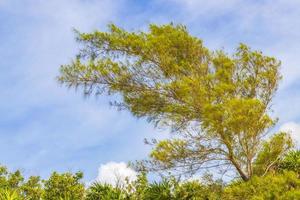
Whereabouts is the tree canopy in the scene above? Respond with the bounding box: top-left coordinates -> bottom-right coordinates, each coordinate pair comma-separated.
58,23 -> 293,181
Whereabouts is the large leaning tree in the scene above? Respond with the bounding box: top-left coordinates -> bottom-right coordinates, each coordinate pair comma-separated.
58,24 -> 293,181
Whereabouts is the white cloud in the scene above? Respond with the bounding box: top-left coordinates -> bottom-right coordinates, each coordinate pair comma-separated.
95,162 -> 137,187
279,122 -> 300,146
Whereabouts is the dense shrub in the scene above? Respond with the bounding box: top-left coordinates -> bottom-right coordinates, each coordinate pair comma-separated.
124,173 -> 224,200
86,183 -> 124,200
223,171 -> 300,200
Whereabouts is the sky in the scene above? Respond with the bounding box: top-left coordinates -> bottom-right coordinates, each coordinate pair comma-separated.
0,0 -> 300,182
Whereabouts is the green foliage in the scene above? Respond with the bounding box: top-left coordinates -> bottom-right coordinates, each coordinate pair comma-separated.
0,165 -> 43,200
0,164 -> 299,199
174,180 -> 206,200
0,165 -> 86,200
124,173 -> 223,200
20,176 -> 43,200
125,172 -> 148,200
0,166 -> 23,190
0,189 -> 22,200
279,150 -> 300,174
253,132 -> 293,176
143,179 -> 174,200
85,183 -> 124,200
58,23 -> 286,181
43,172 -> 85,200
223,171 -> 300,200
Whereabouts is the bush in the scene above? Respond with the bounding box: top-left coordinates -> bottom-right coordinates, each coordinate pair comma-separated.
224,171 -> 300,200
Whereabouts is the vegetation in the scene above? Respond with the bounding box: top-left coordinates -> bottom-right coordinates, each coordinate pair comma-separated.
43,172 -> 85,200
59,23 -> 292,181
223,171 -> 300,200
0,151 -> 300,199
279,150 -> 300,175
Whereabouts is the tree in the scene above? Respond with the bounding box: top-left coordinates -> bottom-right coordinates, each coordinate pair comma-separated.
0,166 -> 24,190
0,165 -> 43,200
58,23 -> 292,181
21,176 -> 43,200
43,171 -> 85,200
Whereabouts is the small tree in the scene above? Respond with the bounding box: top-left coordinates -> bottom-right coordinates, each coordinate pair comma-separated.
21,176 -> 43,200
43,171 -> 85,200
58,24 -> 292,181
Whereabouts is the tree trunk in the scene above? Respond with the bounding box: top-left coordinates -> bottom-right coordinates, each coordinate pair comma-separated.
229,156 -> 249,181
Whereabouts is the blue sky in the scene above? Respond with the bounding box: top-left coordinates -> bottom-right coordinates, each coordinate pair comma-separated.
1,0 -> 300,181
